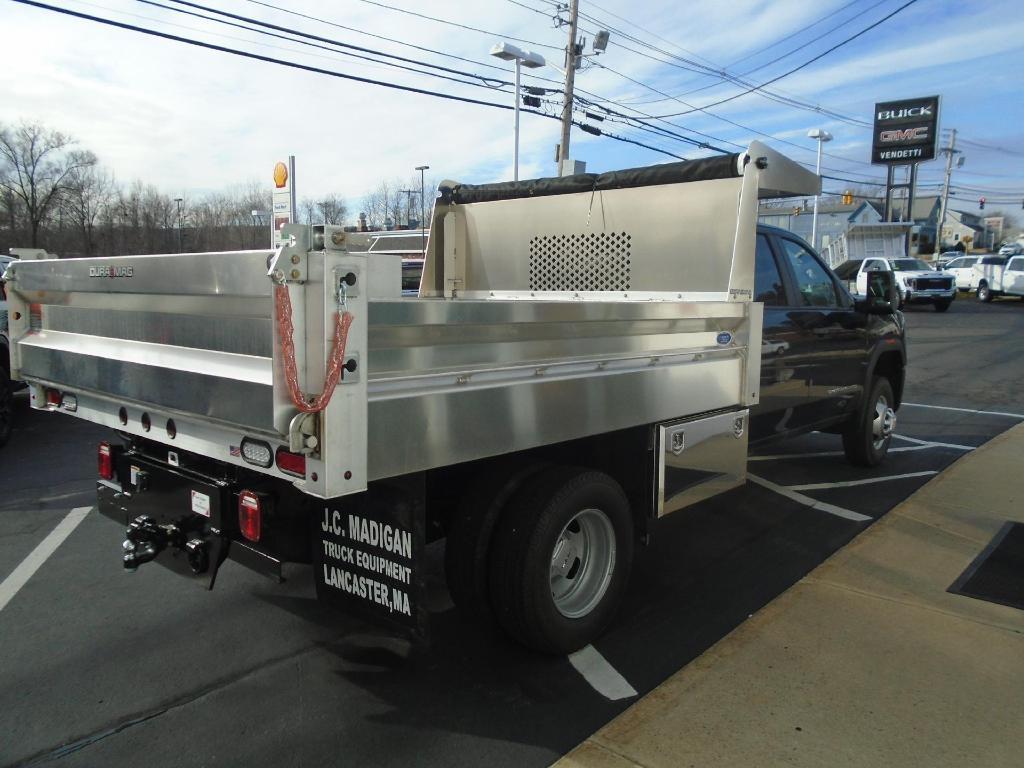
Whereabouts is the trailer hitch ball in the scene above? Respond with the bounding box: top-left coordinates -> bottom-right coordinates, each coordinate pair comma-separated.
122,540 -> 159,571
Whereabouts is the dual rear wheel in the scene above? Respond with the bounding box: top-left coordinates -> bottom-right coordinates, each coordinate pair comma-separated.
445,465 -> 634,655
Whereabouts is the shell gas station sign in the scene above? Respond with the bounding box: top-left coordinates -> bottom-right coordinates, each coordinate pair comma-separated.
272,157 -> 296,247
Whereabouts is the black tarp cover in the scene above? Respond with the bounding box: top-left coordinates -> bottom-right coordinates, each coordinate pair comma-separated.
440,153 -> 743,205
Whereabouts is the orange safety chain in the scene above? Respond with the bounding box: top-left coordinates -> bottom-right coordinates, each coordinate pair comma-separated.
274,283 -> 354,414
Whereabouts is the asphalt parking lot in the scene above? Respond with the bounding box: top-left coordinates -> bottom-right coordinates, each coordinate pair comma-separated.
2,295 -> 1023,768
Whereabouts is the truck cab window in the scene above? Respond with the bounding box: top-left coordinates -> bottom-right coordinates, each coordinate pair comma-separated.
754,234 -> 784,306
1007,258 -> 1024,272
779,239 -> 838,307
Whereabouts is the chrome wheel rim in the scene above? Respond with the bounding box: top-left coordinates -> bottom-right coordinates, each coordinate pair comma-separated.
550,508 -> 616,619
872,394 -> 896,450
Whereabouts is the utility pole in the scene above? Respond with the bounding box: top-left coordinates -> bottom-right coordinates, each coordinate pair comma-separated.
558,0 -> 580,173
936,129 -> 959,256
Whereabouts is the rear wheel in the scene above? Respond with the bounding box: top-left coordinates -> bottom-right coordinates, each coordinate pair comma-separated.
842,377 -> 896,467
444,460 -> 548,623
977,283 -> 993,302
488,467 -> 634,654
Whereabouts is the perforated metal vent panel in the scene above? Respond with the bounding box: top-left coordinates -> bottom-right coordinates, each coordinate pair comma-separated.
529,232 -> 631,291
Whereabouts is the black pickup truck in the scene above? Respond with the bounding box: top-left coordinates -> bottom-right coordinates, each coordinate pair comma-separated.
750,224 -> 905,466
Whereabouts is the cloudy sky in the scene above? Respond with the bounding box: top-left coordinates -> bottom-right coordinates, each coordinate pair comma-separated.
2,0 -> 1023,216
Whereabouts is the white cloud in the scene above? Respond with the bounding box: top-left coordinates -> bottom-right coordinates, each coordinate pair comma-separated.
1,0 -> 1022,207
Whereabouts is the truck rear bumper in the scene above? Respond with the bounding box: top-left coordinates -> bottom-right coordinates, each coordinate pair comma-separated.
97,456 -> 283,583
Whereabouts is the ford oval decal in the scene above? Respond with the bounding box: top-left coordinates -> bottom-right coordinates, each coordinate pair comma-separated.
716,331 -> 733,346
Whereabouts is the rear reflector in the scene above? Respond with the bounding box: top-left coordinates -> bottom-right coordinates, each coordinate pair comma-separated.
275,447 -> 306,477
98,442 -> 113,481
45,388 -> 61,407
238,491 -> 262,543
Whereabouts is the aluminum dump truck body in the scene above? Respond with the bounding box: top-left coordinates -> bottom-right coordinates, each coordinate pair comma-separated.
4,142 -> 820,651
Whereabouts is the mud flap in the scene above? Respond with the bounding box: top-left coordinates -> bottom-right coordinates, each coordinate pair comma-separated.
313,476 -> 428,644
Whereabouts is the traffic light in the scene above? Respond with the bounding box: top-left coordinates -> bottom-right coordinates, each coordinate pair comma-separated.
979,196 -> 986,210
842,190 -> 853,205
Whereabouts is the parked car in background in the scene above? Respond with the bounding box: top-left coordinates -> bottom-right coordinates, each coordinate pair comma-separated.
942,255 -> 981,291
975,255 -> 1024,302
934,251 -> 962,270
998,244 -> 1021,257
833,256 -> 956,311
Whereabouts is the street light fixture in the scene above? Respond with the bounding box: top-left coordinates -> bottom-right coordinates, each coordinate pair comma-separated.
806,129 -> 833,251
490,42 -> 545,181
415,164 -> 429,258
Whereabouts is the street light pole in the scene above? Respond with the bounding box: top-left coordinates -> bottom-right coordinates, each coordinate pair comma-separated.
415,164 -> 429,257
490,43 -> 545,180
806,129 -> 832,251
174,197 -> 183,253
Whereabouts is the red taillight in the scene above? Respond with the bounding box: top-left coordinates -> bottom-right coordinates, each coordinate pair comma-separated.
238,491 -> 262,542
45,388 -> 61,407
275,448 -> 306,477
98,442 -> 113,480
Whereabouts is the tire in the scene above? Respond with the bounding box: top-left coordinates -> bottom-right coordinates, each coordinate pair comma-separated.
0,361 -> 12,450
842,377 -> 896,467
444,460 -> 549,623
977,283 -> 992,302
934,298 -> 952,312
488,466 -> 634,655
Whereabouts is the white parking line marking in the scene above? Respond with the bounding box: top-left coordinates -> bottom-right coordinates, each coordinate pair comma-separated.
786,471 -> 937,491
748,474 -> 871,522
0,507 -> 91,615
749,444 -> 943,462
892,434 -> 975,451
568,645 -> 637,701
902,402 -> 1024,419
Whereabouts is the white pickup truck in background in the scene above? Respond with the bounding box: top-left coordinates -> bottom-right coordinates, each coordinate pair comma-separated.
833,256 -> 956,312
975,254 -> 1024,302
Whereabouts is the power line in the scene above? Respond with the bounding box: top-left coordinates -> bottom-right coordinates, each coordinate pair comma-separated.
13,0 -> 526,109
159,0 -> 511,87
350,0 -> 563,52
727,0 -> 863,67
241,0 -> 562,85
737,0 -> 891,77
574,5 -> 873,127
646,0 -> 920,117
11,0 -> 684,166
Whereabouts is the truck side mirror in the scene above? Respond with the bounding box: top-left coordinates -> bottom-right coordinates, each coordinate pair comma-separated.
857,270 -> 898,314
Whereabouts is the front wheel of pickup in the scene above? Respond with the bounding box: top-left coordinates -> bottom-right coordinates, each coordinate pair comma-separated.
842,377 -> 896,467
488,467 -> 634,655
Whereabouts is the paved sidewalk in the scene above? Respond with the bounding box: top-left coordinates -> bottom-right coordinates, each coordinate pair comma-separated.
557,422 -> 1024,768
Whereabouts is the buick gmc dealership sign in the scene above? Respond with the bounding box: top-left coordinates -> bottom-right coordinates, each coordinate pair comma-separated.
871,95 -> 940,164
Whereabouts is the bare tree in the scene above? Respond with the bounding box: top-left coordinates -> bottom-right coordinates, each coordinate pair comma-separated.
318,195 -> 347,225
0,122 -> 97,246
64,164 -> 114,256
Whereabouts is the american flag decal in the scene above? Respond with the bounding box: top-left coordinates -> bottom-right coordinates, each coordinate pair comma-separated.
229,445 -> 241,457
